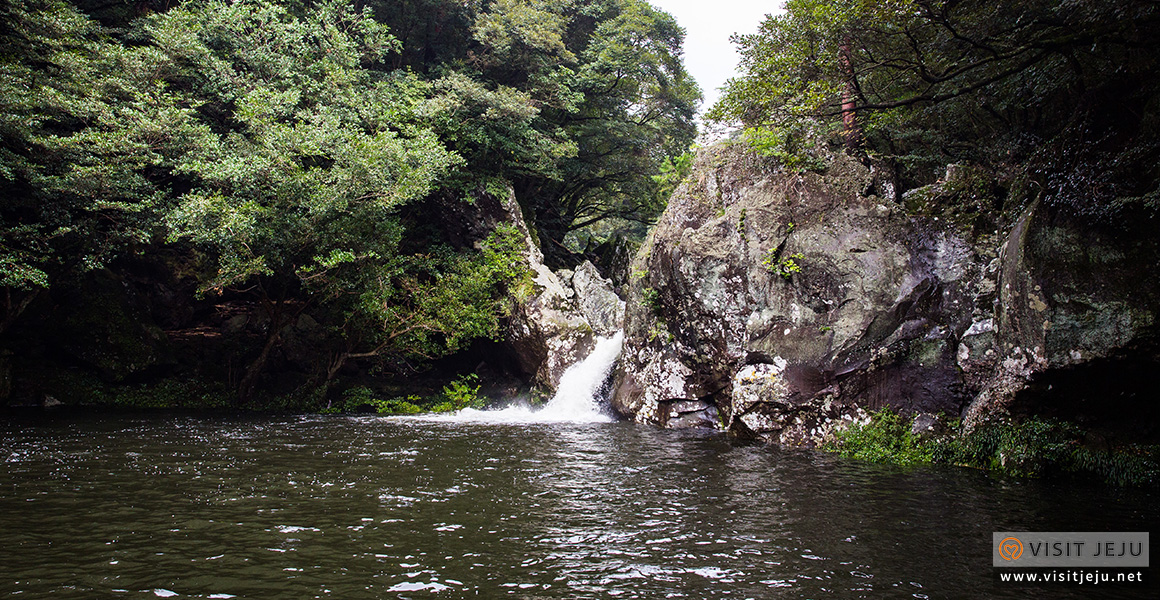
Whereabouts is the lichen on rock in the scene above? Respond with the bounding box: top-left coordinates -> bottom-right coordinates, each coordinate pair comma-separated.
612,142 -> 1160,447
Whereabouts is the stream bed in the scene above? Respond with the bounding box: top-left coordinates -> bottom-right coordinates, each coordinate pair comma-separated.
1,412 -> 1156,599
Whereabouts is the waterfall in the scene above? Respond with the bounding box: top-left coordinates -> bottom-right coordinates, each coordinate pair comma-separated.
439,331 -> 624,424
536,330 -> 625,421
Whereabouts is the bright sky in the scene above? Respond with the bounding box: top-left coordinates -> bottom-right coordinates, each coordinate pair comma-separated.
648,0 -> 786,113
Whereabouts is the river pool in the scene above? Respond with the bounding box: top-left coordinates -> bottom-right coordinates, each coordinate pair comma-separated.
1,411 -> 1155,599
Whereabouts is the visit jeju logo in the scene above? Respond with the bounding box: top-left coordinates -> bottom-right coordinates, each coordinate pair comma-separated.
999,537 -> 1024,561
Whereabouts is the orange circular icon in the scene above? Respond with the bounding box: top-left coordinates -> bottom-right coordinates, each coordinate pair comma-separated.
999,537 -> 1023,561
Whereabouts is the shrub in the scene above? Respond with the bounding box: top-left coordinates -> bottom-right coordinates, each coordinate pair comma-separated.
825,408 -> 1160,487
823,408 -> 933,466
438,374 -> 486,411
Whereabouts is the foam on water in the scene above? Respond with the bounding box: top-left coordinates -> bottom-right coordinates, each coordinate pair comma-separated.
437,331 -> 624,424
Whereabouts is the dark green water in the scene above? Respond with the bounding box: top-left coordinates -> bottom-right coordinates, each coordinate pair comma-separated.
1,413 -> 1155,599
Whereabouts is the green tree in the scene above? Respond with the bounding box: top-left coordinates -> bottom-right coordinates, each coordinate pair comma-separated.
309,224 -> 530,383
0,0 -> 199,334
136,0 -> 469,398
711,0 -> 1160,209
2,0 -> 699,404
395,0 -> 700,266
365,0 -> 476,72
1,0 -> 524,398
536,0 -> 699,259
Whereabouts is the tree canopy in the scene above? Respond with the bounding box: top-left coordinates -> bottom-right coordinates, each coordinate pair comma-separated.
710,0 -> 1160,214
1,0 -> 698,401
369,0 -> 701,265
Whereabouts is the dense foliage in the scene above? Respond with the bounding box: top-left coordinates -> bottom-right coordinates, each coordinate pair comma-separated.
711,0 -> 1160,215
369,0 -> 701,263
826,409 -> 1160,487
1,0 -> 697,403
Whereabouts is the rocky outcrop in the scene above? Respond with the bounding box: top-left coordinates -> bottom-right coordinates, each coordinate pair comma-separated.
613,143 -> 1159,444
965,197 -> 1160,426
498,192 -> 627,391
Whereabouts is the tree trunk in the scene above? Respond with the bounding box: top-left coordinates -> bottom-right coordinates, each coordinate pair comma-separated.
839,41 -> 865,158
325,351 -> 350,384
1,288 -> 40,337
236,296 -> 286,404
237,325 -> 281,404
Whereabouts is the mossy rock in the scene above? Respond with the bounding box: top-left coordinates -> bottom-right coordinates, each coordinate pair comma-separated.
900,164 -> 1015,236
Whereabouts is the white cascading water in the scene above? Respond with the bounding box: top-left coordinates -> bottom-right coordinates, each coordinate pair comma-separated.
439,331 -> 624,424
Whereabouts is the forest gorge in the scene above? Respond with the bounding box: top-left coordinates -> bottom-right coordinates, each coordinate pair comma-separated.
3,0 -> 1160,484
1,0 -> 698,407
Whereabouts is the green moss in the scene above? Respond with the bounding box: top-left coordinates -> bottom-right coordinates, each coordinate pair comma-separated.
824,408 -> 1160,487
903,185 -> 939,214
900,165 -> 1016,236
909,339 -> 946,367
823,408 -> 933,466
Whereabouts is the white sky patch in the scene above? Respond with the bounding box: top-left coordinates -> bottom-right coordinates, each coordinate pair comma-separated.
648,1 -> 786,113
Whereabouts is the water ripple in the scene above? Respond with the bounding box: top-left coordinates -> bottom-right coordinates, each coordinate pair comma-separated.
0,414 -> 1156,599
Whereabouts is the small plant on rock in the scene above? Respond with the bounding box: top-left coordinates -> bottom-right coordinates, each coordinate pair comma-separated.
762,249 -> 804,279
647,319 -> 674,343
640,287 -> 662,314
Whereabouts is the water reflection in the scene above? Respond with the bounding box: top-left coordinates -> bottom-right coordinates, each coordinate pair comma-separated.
0,414 -> 1155,599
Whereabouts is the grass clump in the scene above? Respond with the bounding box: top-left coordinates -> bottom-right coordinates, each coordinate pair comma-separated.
825,408 -> 1160,487
823,408 -> 933,466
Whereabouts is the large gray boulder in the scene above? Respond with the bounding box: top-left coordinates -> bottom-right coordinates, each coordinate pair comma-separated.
613,143 -> 1158,444
964,198 -> 1160,423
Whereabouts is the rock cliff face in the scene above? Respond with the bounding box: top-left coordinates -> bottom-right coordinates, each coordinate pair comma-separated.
612,144 -> 1159,444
